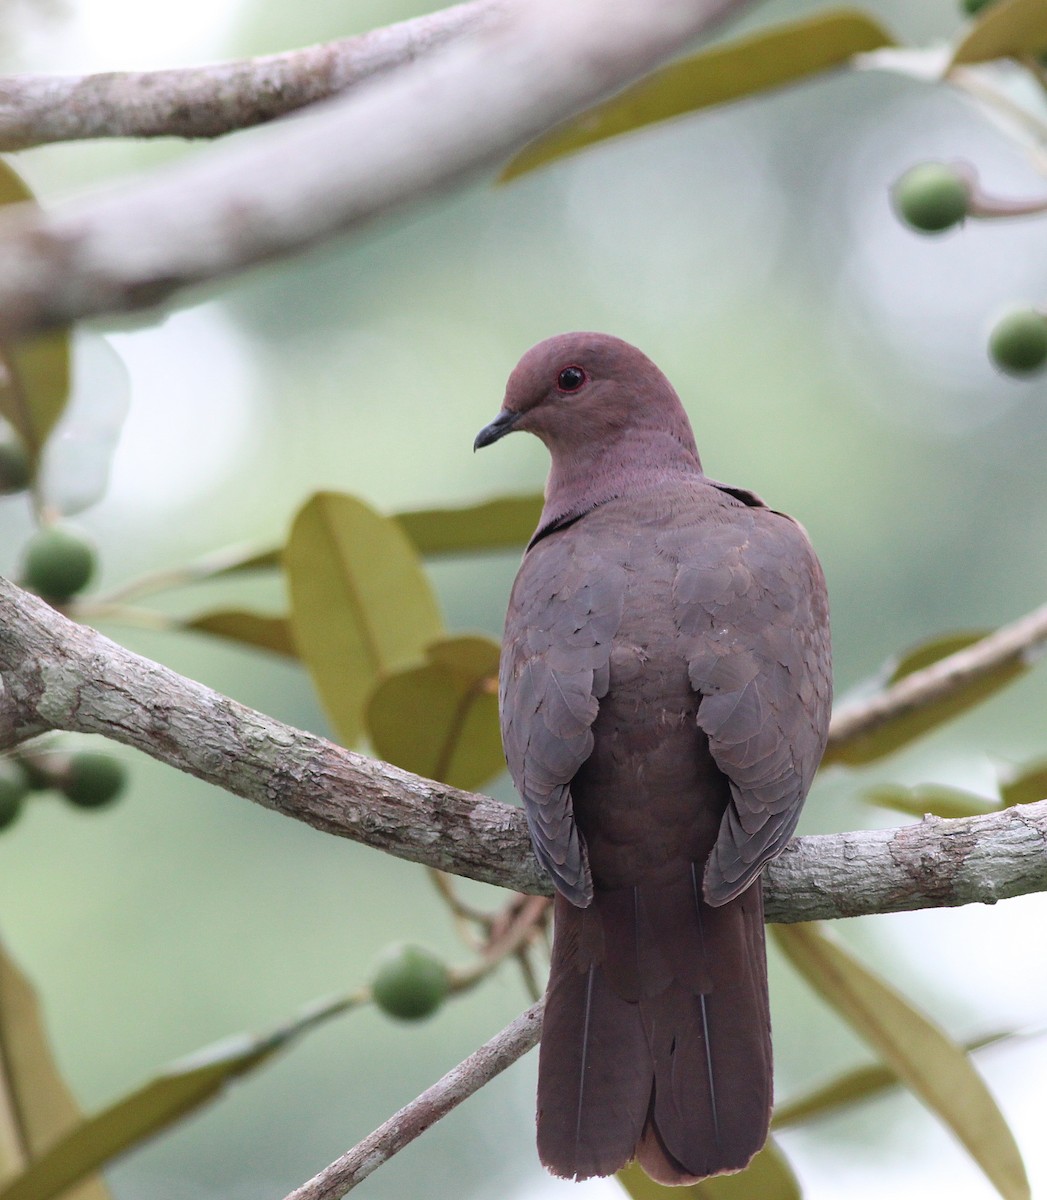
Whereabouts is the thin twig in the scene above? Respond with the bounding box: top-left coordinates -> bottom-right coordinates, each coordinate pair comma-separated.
281,1001 -> 543,1200
827,601 -> 1047,753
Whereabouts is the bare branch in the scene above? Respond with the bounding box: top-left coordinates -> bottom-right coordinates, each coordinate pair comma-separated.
0,1 -> 498,149
0,0 -> 752,336
827,601 -> 1047,752
282,1001 -> 543,1200
2,576 -> 1046,922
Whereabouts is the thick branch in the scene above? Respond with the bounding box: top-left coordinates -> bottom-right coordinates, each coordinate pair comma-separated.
283,1001 -> 543,1200
1,576 -> 1045,922
0,0 -> 751,336
0,2 -> 497,149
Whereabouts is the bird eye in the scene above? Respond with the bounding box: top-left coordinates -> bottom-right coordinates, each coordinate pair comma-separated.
557,366 -> 587,392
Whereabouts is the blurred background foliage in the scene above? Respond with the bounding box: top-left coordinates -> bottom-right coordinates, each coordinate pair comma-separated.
1,0 -> 1047,1198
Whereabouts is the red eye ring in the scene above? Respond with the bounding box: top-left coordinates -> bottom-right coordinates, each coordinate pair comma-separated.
557,365 -> 587,392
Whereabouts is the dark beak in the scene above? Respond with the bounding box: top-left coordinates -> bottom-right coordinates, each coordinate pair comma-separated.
473,409 -> 520,451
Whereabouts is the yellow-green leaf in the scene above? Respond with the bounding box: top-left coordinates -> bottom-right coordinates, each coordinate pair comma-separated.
0,943 -> 109,1200
0,993 -> 356,1200
863,783 -> 1001,820
394,495 -> 543,556
952,0 -> 1047,64
773,1031 -> 1012,1129
824,629 -> 1028,766
0,161 -> 70,464
774,923 -> 1029,1200
999,758 -> 1047,808
616,1138 -> 798,1199
184,609 -> 297,657
887,631 -> 987,682
285,492 -> 444,744
366,635 -> 503,791
502,9 -> 896,181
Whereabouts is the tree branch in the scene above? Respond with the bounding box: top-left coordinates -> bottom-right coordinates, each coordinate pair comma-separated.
2,576 -> 1046,922
827,600 -> 1047,753
282,1000 -> 543,1200
0,0 -> 752,337
0,1 -> 498,150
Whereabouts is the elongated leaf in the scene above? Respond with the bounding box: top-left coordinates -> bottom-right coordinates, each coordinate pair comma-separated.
0,944 -> 109,1200
774,923 -> 1029,1200
502,10 -> 896,181
0,993 -> 356,1200
285,492 -> 444,744
888,631 -> 987,682
0,162 -> 70,464
184,609 -> 297,657
952,0 -> 1047,64
864,783 -> 1001,820
773,1031 -> 1011,1129
616,1138 -> 798,1198
999,758 -> 1047,807
210,494 -> 544,583
824,629 -> 1028,766
394,495 -> 543,556
366,636 -> 503,791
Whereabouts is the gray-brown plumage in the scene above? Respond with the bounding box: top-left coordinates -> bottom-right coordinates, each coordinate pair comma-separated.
474,333 -> 831,1184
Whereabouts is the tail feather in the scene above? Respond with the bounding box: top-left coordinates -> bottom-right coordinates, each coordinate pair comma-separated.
537,897 -> 651,1179
538,875 -> 771,1184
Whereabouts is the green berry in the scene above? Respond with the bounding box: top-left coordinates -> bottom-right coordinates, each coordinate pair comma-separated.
59,753 -> 127,808
893,163 -> 970,233
0,760 -> 29,830
989,309 -> 1047,376
0,439 -> 30,494
22,527 -> 96,601
962,0 -> 996,13
371,943 -> 450,1021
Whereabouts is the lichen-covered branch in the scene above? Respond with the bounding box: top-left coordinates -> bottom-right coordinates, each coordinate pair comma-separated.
0,1 -> 498,149
0,0 -> 751,337
282,1001 -> 543,1200
1,576 -> 1046,923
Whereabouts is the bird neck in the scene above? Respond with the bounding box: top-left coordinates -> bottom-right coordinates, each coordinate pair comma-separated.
539,427 -> 702,530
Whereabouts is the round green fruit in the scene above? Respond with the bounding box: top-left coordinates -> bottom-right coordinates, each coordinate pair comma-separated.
0,439 -> 30,494
60,753 -> 127,808
0,760 -> 29,830
22,527 -> 96,601
371,944 -> 450,1021
893,163 -> 970,233
989,309 -> 1047,376
962,0 -> 996,13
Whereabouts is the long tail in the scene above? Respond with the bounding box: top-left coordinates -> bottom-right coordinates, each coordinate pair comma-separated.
537,872 -> 771,1183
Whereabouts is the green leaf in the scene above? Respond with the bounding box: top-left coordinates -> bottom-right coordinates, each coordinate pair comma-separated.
616,1138 -> 798,1198
998,758 -> 1047,808
285,492 -> 444,744
774,923 -> 1030,1200
208,494 -> 544,584
952,0 -> 1047,64
183,609 -> 297,657
366,636 -> 503,791
0,994 -> 357,1200
887,631 -> 988,682
0,943 -> 110,1200
393,495 -> 543,556
0,161 -> 70,465
824,629 -> 1028,767
863,783 -> 1001,820
773,1031 -> 1012,1129
502,9 -> 896,181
